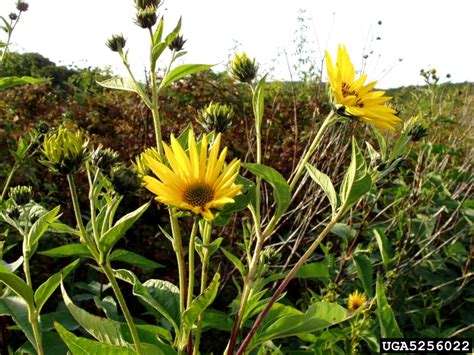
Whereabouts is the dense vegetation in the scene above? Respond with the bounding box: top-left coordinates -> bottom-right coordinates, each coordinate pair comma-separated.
1,50 -> 472,354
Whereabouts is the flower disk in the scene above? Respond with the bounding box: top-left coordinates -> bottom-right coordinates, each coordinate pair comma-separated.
325,45 -> 402,131
143,131 -> 242,220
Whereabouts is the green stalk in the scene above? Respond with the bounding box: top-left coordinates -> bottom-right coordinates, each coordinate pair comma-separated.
86,163 -> 100,247
289,110 -> 335,191
102,261 -> 143,355
193,221 -> 212,354
67,174 -> 141,354
0,14 -> 21,63
0,162 -> 18,203
22,255 -> 44,355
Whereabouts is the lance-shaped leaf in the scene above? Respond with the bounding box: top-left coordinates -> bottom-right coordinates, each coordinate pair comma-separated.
99,202 -> 150,255
243,163 -> 291,220
249,302 -> 348,349
0,296 -> 34,346
306,163 -> 338,217
352,254 -> 374,297
181,273 -> 220,337
252,75 -> 266,128
97,77 -> 144,94
0,264 -> 34,306
34,259 -> 80,313
339,137 -> 372,213
376,274 -> 402,338
40,243 -> 93,258
27,205 -> 61,249
160,64 -> 213,89
109,249 -> 165,270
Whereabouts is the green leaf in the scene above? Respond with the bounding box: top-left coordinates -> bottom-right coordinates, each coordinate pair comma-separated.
99,202 -> 150,254
305,163 -> 338,217
113,269 -> 179,333
339,137 -> 372,212
40,243 -> 93,258
195,237 -> 222,260
220,248 -> 245,277
182,272 -> 220,332
352,254 -> 373,297
0,76 -> 48,90
27,205 -> 61,250
214,176 -> 255,226
17,331 -> 68,355
0,266 -> 34,305
0,256 -> 23,272
250,302 -> 347,349
97,77 -> 143,94
161,64 -> 213,89
374,229 -> 395,268
296,262 -> 329,279
151,42 -> 168,66
49,221 -> 81,237
34,259 -> 80,313
371,126 -> 387,160
243,163 -> 291,220
0,296 -> 34,345
153,17 -> 164,44
55,322 -> 135,355
376,274 -> 402,338
252,75 -> 266,127
110,249 -> 164,270
164,17 -> 181,45
60,282 -> 129,346
201,309 -> 233,332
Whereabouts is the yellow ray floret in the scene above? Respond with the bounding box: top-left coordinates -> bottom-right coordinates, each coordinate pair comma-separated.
348,290 -> 367,311
325,45 -> 402,131
142,131 -> 243,220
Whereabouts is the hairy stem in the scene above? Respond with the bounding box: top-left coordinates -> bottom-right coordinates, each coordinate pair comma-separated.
102,261 -> 143,355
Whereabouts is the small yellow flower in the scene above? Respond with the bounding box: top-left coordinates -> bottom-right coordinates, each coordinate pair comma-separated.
325,45 -> 402,131
143,131 -> 242,220
348,290 -> 367,311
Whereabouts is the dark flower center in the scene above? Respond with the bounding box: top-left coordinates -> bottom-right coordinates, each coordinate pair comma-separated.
183,183 -> 214,207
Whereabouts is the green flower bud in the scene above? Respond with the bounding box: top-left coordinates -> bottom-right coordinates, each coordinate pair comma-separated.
8,185 -> 33,205
106,34 -> 126,52
133,147 -> 161,177
135,6 -> 157,29
135,0 -> 160,10
169,35 -> 186,52
41,125 -> 89,175
91,145 -> 120,175
198,102 -> 234,134
16,1 -> 29,12
111,166 -> 141,196
229,52 -> 258,83
409,124 -> 428,142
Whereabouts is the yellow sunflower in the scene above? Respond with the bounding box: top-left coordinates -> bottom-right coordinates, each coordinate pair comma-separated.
325,45 -> 402,131
143,131 -> 242,220
348,290 -> 367,311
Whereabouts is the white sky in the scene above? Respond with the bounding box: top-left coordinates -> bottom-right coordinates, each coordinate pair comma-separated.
1,0 -> 473,88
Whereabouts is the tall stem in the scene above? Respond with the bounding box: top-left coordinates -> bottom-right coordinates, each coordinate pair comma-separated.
0,162 -> 18,203
289,110 -> 335,191
193,221 -> 212,354
102,261 -> 143,355
23,245 -> 43,355
236,210 -> 344,354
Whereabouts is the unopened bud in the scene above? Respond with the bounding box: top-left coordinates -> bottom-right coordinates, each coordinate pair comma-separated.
91,145 -> 120,175
198,102 -> 234,134
229,52 -> 258,83
16,1 -> 29,12
9,185 -> 33,206
135,6 -> 157,29
111,166 -> 141,196
106,34 -> 126,52
9,13 -> 18,21
169,35 -> 186,52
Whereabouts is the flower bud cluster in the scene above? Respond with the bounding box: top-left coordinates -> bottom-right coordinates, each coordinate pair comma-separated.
198,102 -> 234,134
229,52 -> 258,83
